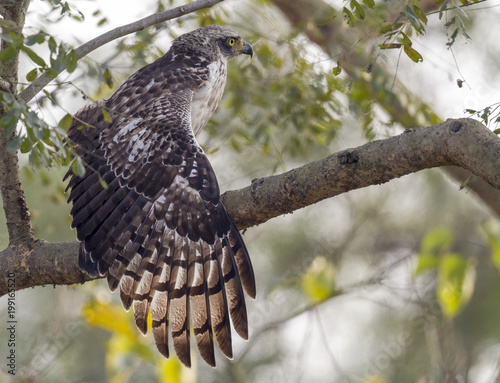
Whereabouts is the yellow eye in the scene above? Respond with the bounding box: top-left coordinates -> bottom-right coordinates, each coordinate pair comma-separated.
227,37 -> 236,47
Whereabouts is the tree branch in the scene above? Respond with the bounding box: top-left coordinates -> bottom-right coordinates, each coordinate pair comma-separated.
222,118 -> 500,228
1,118 -> 498,296
18,0 -> 224,104
271,0 -> 500,218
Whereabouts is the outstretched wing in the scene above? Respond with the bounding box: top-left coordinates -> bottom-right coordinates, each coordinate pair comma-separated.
65,86 -> 255,367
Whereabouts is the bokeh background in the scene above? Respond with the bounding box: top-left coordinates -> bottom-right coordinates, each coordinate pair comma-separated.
1,1 -> 500,382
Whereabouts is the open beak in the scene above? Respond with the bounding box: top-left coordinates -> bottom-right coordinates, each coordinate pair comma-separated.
242,41 -> 253,59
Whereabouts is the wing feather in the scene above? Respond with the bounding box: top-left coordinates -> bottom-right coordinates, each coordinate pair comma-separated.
191,240 -> 216,366
170,235 -> 191,367
66,58 -> 255,368
151,233 -> 175,359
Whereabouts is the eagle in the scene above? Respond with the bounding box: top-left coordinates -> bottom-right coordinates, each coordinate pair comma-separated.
64,25 -> 256,368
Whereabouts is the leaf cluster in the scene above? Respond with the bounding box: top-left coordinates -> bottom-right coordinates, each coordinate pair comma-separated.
0,91 -> 72,168
377,4 -> 428,63
465,102 -> 500,133
207,33 -> 343,165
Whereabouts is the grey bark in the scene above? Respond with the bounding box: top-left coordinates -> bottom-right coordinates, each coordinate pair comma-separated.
1,118 -> 499,296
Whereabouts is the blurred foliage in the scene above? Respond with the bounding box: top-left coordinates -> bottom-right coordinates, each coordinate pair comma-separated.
415,227 -> 475,318
301,256 -> 336,304
1,0 -> 500,382
209,38 -> 342,163
82,298 -> 192,383
20,166 -> 73,242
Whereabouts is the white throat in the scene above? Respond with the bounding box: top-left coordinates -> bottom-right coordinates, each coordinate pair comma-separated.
190,60 -> 227,136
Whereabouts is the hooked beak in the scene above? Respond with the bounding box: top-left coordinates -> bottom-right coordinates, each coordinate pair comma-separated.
242,41 -> 253,59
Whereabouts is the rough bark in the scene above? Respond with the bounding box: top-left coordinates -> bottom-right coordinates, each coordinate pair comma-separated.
223,118 -> 500,228
1,118 -> 498,296
271,0 -> 500,217
0,0 -> 36,250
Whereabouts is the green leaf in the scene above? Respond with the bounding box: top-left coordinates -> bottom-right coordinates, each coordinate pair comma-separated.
45,68 -> 58,79
97,17 -> 107,26
19,138 -> 32,153
0,105 -> 19,128
301,256 -> 336,304
421,227 -> 454,254
438,1 -> 448,20
343,7 -> 355,27
437,253 -> 474,318
72,156 -> 86,177
414,252 -> 439,276
404,5 -> 424,34
459,177 -> 471,190
403,45 -> 423,63
99,176 -> 108,189
66,49 -> 79,73
48,36 -> 57,53
26,68 -> 37,82
379,43 -> 402,49
25,32 -> 46,46
22,46 -> 46,67
350,0 -> 365,20
58,113 -> 73,131
332,62 -> 342,76
0,45 -> 17,62
413,5 -> 428,24
400,32 -> 412,47
363,0 -> 375,8
379,24 -> 394,34
102,108 -> 112,122
50,48 -> 67,73
103,67 -> 114,88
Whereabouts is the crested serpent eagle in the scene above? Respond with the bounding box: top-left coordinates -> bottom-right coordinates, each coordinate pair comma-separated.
64,25 -> 256,368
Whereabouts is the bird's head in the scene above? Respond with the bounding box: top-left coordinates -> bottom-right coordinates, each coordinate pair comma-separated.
171,25 -> 253,63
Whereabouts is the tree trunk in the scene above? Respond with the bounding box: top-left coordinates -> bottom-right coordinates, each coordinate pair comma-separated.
0,0 -> 35,252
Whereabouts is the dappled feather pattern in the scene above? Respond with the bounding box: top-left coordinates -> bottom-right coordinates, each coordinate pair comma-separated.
65,25 -> 255,368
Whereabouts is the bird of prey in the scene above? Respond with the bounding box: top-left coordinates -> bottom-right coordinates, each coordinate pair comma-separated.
64,25 -> 256,368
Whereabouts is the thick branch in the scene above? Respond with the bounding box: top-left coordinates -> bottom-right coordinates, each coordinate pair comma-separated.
18,0 -> 224,103
222,118 -> 500,227
1,240 -> 90,290
1,118 -> 498,296
271,0 -> 500,217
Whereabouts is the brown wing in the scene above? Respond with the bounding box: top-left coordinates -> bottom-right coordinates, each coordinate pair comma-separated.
65,85 -> 255,367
